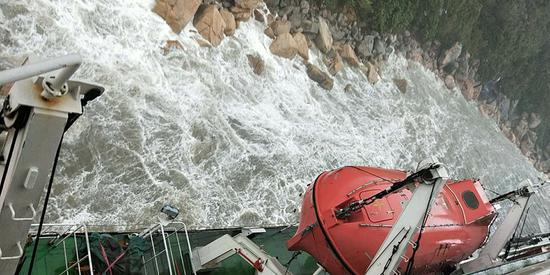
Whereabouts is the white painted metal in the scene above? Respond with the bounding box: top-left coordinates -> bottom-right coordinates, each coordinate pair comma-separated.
27,223 -> 94,275
0,54 -> 81,87
459,181 -> 535,274
141,221 -> 195,275
365,160 -> 449,275
192,232 -> 288,274
0,55 -> 103,275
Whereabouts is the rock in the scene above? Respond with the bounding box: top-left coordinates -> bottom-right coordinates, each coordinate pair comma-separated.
161,40 -> 184,55
459,79 -> 479,101
266,14 -> 275,25
536,159 -> 550,173
253,9 -> 264,22
220,9 -> 236,36
332,25 -> 346,41
406,49 -> 423,63
235,0 -> 261,9
365,62 -> 379,84
193,5 -> 226,46
315,17 -> 333,53
513,113 -> 530,141
302,20 -> 319,34
338,44 -> 360,67
393,79 -> 407,93
344,84 -> 353,92
269,32 -> 298,59
230,6 -> 252,21
247,54 -> 265,75
222,0 -> 232,8
442,61 -> 459,75
300,0 -> 309,14
373,37 -> 385,55
324,49 -> 343,75
264,26 -> 276,39
270,19 -> 291,36
263,0 -> 279,8
194,37 -> 212,47
520,131 -> 537,157
479,101 -> 498,118
293,32 -> 309,60
288,7 -> 302,31
501,124 -> 517,144
356,35 -> 374,58
528,113 -> 542,129
153,0 -> 202,33
444,75 -> 455,89
439,42 -> 462,69
306,63 -> 333,90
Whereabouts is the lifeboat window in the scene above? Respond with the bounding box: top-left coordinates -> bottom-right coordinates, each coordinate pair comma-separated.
462,190 -> 479,209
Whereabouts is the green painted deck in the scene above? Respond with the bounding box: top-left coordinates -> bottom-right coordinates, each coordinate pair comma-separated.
18,226 -> 320,275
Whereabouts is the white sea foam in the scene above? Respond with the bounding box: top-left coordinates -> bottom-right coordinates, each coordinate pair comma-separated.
0,0 -> 548,232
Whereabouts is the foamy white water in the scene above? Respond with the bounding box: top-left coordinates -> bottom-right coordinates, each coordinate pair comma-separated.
1,0 -> 548,232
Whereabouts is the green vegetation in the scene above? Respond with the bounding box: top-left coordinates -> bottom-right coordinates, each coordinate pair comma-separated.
318,0 -> 550,150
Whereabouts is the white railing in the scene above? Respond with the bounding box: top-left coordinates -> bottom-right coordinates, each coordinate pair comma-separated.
141,222 -> 195,275
29,221 -> 195,275
29,223 -> 94,275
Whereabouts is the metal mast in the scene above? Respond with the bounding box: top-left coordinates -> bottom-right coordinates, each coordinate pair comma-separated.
0,55 -> 103,274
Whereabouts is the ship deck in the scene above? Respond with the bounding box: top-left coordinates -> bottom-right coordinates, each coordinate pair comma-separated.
18,224 -> 320,275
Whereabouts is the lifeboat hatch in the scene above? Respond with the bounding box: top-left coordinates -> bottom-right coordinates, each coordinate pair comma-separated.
359,190 -> 394,222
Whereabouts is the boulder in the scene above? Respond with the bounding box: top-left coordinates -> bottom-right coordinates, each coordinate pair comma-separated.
270,19 -> 291,36
331,25 -> 346,41
288,8 -> 303,31
266,14 -> 275,25
501,124 -> 517,144
344,84 -> 353,92
520,131 -> 537,157
444,75 -> 455,89
193,5 -> 226,46
439,42 -> 462,69
264,0 -> 279,8
306,63 -> 333,90
302,20 -> 319,34
235,0 -> 261,9
230,6 -> 252,21
459,78 -> 479,101
247,54 -> 265,75
220,9 -> 236,36
393,79 -> 407,93
513,113 -> 530,141
315,17 -> 332,53
161,40 -> 184,55
528,113 -> 542,129
365,62 -> 379,84
269,33 -> 298,59
536,159 -> 550,173
406,49 -> 423,63
153,0 -> 202,33
194,37 -> 212,47
339,44 -> 360,67
373,37 -> 385,55
264,27 -> 276,39
356,35 -> 374,58
324,49 -> 343,75
300,0 -> 310,14
253,9 -> 264,22
293,32 -> 309,60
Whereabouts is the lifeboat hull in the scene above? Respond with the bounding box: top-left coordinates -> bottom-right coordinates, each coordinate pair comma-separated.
287,166 -> 496,274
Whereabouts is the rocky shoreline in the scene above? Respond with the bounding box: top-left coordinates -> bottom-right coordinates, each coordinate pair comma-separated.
153,0 -> 549,178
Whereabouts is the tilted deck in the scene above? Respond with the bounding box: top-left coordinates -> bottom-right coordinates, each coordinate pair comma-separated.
18,224 -> 320,275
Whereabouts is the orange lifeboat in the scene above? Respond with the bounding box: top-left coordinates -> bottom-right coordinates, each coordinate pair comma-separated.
287,166 -> 497,274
